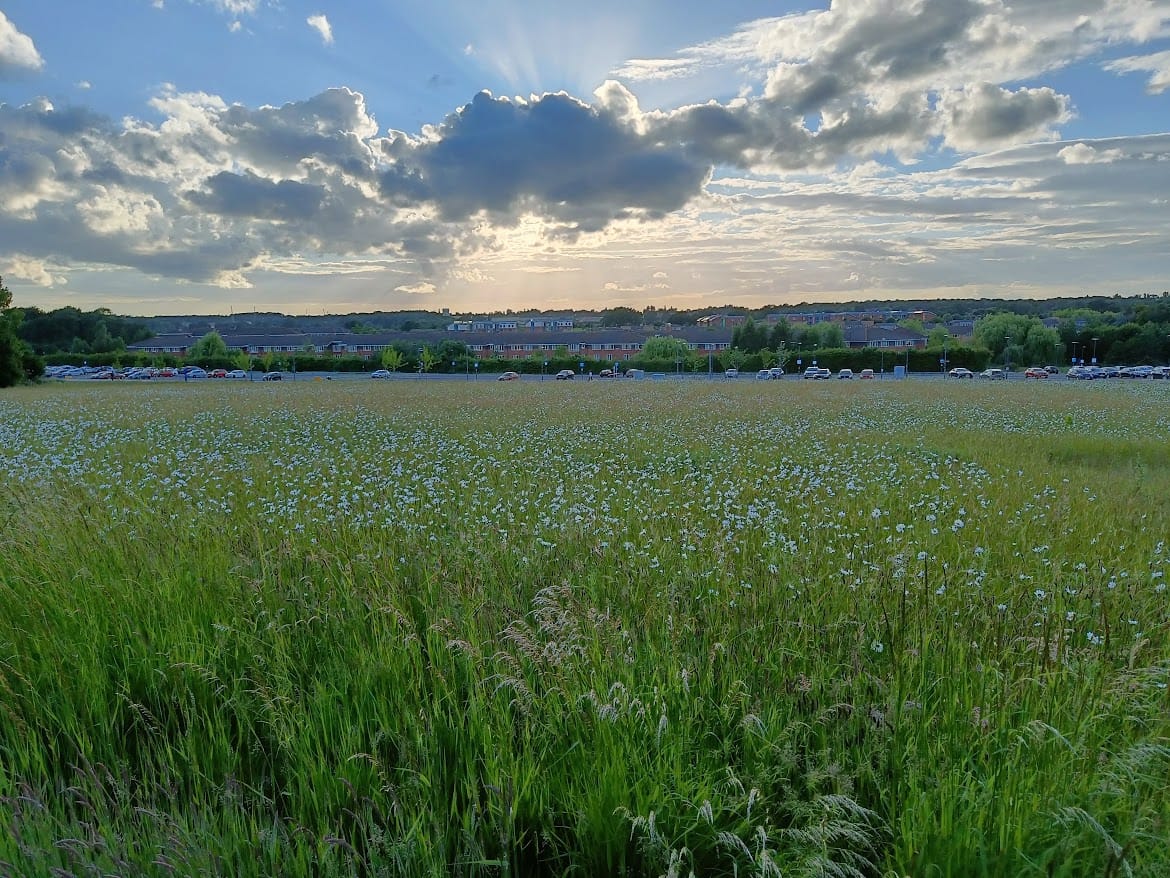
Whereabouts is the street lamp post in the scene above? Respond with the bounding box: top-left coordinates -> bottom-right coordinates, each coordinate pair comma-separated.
1092,337 -> 1100,365
1004,336 -> 1011,372
1072,341 -> 1080,365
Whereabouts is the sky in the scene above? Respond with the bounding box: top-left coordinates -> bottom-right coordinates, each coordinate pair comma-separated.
2,1 -> 1170,317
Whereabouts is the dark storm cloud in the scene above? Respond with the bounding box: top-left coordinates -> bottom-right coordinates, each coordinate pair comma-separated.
186,171 -> 326,220
378,90 -> 709,228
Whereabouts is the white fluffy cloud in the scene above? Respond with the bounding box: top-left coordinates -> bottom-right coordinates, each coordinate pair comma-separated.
1106,49 -> 1170,94
0,11 -> 44,77
307,14 -> 333,46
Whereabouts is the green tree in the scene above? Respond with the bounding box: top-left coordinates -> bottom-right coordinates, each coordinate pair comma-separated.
188,331 -> 230,359
598,307 -> 643,328
928,326 -> 950,348
641,335 -> 692,360
767,320 -> 793,350
731,318 -> 769,353
798,323 -> 845,350
418,347 -> 439,373
380,347 -> 406,372
723,348 -> 746,370
1,277 -> 42,386
973,313 -> 1060,365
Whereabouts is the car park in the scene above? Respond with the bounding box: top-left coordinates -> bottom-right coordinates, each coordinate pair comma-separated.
555,369 -> 575,380
497,371 -> 520,381
947,367 -> 974,378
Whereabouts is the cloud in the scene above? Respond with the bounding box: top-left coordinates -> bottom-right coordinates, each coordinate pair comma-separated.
200,0 -> 261,15
1058,142 -> 1122,164
3,255 -> 65,287
609,0 -> 1168,169
379,90 -> 710,234
0,11 -> 45,77
1106,49 -> 1170,94
307,14 -> 333,46
939,83 -> 1071,152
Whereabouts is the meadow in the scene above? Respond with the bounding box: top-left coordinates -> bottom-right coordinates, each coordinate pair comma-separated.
1,378 -> 1168,877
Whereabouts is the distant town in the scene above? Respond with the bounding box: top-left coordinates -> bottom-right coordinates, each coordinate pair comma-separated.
13,292 -> 1170,373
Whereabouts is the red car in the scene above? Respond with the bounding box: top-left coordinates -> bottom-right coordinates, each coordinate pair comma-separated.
210,368 -> 228,378
1024,367 -> 1049,379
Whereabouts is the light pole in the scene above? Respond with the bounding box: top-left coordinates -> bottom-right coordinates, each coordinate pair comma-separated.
1004,336 -> 1011,372
1092,337 -> 1100,365
1072,341 -> 1080,365
418,348 -> 423,378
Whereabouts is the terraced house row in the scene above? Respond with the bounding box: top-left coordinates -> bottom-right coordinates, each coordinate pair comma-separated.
128,322 -> 931,361
128,327 -> 735,361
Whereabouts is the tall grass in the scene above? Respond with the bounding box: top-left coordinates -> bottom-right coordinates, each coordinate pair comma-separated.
1,379 -> 1168,876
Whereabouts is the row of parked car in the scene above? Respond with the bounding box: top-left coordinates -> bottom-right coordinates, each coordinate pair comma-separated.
44,365 -> 285,380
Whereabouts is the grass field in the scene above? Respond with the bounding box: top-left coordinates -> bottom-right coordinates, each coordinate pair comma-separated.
1,379 -> 1168,877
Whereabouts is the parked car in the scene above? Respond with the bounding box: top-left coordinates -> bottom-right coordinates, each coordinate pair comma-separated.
185,367 -> 209,379
859,368 -> 875,379
947,367 -> 974,378
724,368 -> 739,378
625,368 -> 646,379
1044,365 -> 1059,374
802,366 -> 821,379
768,367 -> 785,379
979,368 -> 1006,380
1024,367 -> 1049,379
598,369 -> 615,378
262,371 -> 282,381
555,369 -> 575,380
756,369 -> 771,380
370,369 -> 393,379
837,369 -> 854,380
497,371 -> 520,381
225,369 -> 248,379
